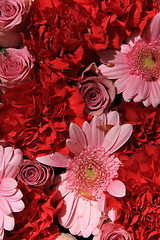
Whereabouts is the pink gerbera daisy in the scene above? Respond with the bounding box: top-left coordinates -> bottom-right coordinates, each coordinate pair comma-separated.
0,146 -> 24,239
37,111 -> 132,238
98,12 -> 160,107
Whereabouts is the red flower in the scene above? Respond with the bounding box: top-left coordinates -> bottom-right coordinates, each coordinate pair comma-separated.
0,78 -> 85,159
5,182 -> 63,240
22,0 -> 107,81
105,145 -> 160,240
75,0 -> 158,48
117,102 -> 160,153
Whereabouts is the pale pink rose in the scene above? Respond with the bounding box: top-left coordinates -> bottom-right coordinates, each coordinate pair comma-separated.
93,222 -> 132,240
0,0 -> 31,48
18,159 -> 54,187
0,45 -> 35,91
52,233 -> 77,240
78,63 -> 116,116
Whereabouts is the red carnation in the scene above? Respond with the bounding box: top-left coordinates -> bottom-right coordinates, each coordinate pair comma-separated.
0,78 -> 85,159
22,0 -> 107,81
5,182 -> 63,240
117,102 -> 160,153
105,145 -> 160,240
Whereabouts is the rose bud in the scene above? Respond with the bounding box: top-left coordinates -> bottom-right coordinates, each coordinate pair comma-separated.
17,159 -> 54,187
93,222 -> 132,240
0,45 -> 35,91
78,63 -> 116,116
0,0 -> 31,48
52,233 -> 77,240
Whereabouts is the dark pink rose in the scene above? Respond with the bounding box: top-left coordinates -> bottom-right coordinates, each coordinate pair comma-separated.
0,0 -> 31,48
18,159 -> 54,187
93,222 -> 132,240
78,63 -> 116,116
0,45 -> 35,91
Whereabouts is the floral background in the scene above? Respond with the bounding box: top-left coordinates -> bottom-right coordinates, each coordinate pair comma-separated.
0,0 -> 160,239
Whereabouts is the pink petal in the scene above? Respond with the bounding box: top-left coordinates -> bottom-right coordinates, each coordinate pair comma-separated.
150,81 -> 160,107
142,94 -> 152,107
3,213 -> 15,231
114,74 -> 130,93
77,197 -> 86,217
91,115 -> 105,147
9,200 -> 25,213
0,211 -> 3,229
120,44 -> 130,54
106,111 -> 120,125
81,200 -> 90,228
0,178 -> 17,191
3,147 -> 14,168
108,208 -> 118,222
97,194 -> 106,212
109,124 -> 133,153
138,80 -> 150,100
123,75 -> 140,101
102,125 -> 121,152
150,12 -> 160,41
69,218 -> 81,236
69,123 -> 86,148
81,217 -> 93,238
6,189 -> 23,202
82,121 -> 92,146
4,149 -> 23,178
36,152 -> 70,168
58,192 -> 77,227
66,139 -> 83,154
107,180 -> 126,197
90,203 -> 101,229
99,63 -> 129,79
0,195 -> 11,215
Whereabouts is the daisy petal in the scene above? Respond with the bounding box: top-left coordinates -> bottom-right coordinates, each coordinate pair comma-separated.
82,121 -> 92,146
69,123 -> 86,148
0,195 -> 11,215
107,111 -> 120,125
0,178 -> 17,191
99,63 -> 129,79
109,124 -> 133,153
36,152 -> 70,168
107,180 -> 126,197
91,115 -> 105,147
9,200 -> 25,213
123,75 -> 140,101
3,213 -> 15,231
102,125 -> 121,152
66,139 -> 83,154
114,74 -> 130,93
150,12 -> 160,41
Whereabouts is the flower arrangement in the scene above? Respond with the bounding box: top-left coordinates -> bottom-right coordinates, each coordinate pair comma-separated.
0,0 -> 159,240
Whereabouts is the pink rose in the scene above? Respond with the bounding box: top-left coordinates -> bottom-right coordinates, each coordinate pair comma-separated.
78,63 -> 116,116
0,0 -> 31,48
18,159 -> 54,187
93,223 -> 132,240
0,45 -> 35,91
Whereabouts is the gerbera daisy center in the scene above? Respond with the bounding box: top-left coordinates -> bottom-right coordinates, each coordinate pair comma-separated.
127,40 -> 160,81
67,146 -> 121,200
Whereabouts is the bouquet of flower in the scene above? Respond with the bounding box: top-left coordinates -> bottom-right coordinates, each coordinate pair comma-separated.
0,0 -> 160,239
